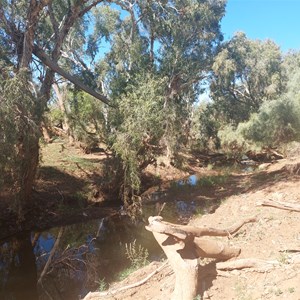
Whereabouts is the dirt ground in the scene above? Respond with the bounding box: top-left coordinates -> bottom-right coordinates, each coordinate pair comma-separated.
1,140 -> 299,299
89,157 -> 300,300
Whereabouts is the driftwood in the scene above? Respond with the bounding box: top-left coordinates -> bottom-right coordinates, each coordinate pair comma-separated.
257,199 -> 300,212
145,216 -> 256,300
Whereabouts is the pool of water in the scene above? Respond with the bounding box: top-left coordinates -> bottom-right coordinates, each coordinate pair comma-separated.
0,215 -> 164,300
0,174 -> 222,300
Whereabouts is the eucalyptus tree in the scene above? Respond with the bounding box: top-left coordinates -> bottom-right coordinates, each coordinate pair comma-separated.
0,0 -> 227,211
210,32 -> 285,124
216,50 -> 300,151
0,0 -> 111,213
233,50 -> 300,147
95,0 -> 226,202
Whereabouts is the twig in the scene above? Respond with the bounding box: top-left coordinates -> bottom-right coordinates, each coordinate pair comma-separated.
257,199 -> 300,212
158,202 -> 166,216
83,261 -> 169,299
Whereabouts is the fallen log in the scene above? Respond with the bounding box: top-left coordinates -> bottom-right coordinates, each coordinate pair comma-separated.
145,216 -> 256,300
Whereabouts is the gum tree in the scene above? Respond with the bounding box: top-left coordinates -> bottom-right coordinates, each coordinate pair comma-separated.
0,0 -> 111,213
0,0 -> 227,212
210,32 -> 285,124
101,0 -> 226,203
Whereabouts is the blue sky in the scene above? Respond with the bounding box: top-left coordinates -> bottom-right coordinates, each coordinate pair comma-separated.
221,0 -> 300,52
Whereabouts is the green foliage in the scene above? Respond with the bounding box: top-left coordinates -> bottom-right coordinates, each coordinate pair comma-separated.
96,278 -> 107,292
110,74 -> 166,193
239,96 -> 300,146
0,69 -> 40,193
191,102 -> 221,151
124,240 -> 149,269
216,48 -> 300,151
48,88 -> 107,150
116,240 -> 149,281
48,107 -> 64,127
218,124 -> 249,156
69,91 -> 106,144
218,95 -> 300,150
211,32 -> 285,124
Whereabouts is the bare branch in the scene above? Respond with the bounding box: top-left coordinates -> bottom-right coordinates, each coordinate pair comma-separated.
146,215 -> 257,239
78,0 -> 105,18
33,44 -> 113,106
38,227 -> 64,285
84,261 -> 169,299
257,199 -> 300,212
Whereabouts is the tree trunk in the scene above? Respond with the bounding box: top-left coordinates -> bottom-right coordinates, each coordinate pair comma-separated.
41,120 -> 52,143
152,231 -> 199,300
17,135 -> 40,215
52,82 -> 75,143
146,216 -> 254,300
20,0 -> 49,68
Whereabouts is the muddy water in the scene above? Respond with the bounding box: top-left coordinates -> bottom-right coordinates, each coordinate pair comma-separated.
0,175 -> 219,300
0,216 -> 162,300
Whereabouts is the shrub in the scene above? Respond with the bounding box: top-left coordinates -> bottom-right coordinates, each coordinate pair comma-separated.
239,95 -> 300,146
218,94 -> 300,152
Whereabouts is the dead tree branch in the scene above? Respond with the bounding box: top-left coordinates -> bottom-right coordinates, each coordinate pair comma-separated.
216,258 -> 280,271
257,199 -> 300,212
38,227 -> 64,285
83,261 -> 169,300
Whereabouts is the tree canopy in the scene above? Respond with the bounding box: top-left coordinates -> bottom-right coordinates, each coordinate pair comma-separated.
1,0 -> 300,211
210,32 -> 284,124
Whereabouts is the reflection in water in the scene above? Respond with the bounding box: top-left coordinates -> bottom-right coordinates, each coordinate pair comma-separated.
0,232 -> 38,300
0,215 -> 162,300
0,179 -> 220,300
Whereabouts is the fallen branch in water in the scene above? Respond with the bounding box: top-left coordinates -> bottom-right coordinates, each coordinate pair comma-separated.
38,227 -> 64,285
83,261 -> 169,300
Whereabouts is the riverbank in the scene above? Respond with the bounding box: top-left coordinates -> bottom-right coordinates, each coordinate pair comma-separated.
0,138 -> 206,241
84,157 -> 300,300
1,140 -> 300,300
